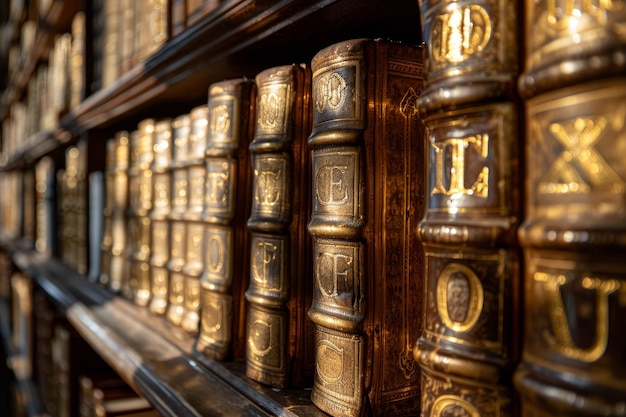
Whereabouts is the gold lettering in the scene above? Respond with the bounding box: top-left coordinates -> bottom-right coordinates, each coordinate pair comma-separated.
206,169 -> 230,206
535,272 -> 624,362
206,234 -> 224,273
252,241 -> 277,285
432,395 -> 480,417
545,0 -> 618,30
315,71 -> 347,113
540,117 -> 624,194
432,5 -> 492,64
255,169 -> 282,206
316,252 -> 353,298
259,91 -> 281,130
316,165 -> 349,205
436,263 -> 484,333
210,104 -> 230,135
248,319 -> 273,356
432,134 -> 489,197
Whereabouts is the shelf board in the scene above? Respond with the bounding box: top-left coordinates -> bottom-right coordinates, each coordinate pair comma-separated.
1,238 -> 328,417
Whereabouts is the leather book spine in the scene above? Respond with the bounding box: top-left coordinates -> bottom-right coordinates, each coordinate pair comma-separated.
515,2 -> 626,415
196,79 -> 255,361
308,39 -> 424,417
245,64 -> 314,388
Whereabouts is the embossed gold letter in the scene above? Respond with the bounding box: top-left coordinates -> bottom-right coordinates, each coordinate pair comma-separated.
316,252 -> 353,298
535,272 -> 624,362
316,165 -> 349,205
539,117 -> 624,194
436,263 -> 484,333
431,5 -> 492,64
255,169 -> 282,206
252,241 -> 277,285
432,134 -> 489,197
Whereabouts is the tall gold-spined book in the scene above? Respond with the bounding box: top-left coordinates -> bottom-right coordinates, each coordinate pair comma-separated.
126,120 -> 155,306
415,1 -> 522,417
181,105 -> 209,333
245,64 -> 314,388
515,3 -> 626,416
166,114 -> 191,326
307,38 -> 424,417
196,79 -> 255,361
149,119 -> 172,315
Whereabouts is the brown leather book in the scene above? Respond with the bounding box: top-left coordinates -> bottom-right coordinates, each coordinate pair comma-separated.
308,38 -> 424,417
515,2 -> 626,415
149,119 -> 173,315
196,78 -> 255,361
245,64 -> 314,389
415,2 -> 522,417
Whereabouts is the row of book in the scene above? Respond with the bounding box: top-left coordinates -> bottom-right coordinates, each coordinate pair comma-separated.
1,1 -> 625,416
2,10 -> 85,159
88,38 -> 425,416
1,0 -> 224,161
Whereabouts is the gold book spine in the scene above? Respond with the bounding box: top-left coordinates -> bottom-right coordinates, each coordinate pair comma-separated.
35,157 -> 55,256
308,39 -> 424,417
75,140 -> 88,275
515,2 -> 626,415
415,1 -> 522,416
52,33 -> 71,118
166,115 -> 191,325
127,120 -> 155,306
148,0 -> 169,56
106,132 -> 130,291
175,106 -> 208,332
119,0 -> 135,74
101,138 -> 117,286
196,78 -> 255,361
166,221 -> 187,326
22,168 -> 36,246
245,64 -> 314,389
102,0 -> 121,88
70,12 -> 86,109
149,119 -> 172,315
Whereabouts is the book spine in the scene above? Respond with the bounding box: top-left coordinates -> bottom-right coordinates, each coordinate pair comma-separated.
106,132 -> 130,292
515,2 -> 626,415
75,140 -> 89,275
166,114 -> 191,325
308,39 -> 424,417
128,119 -> 155,306
35,157 -> 56,256
196,79 -> 255,361
180,105 -> 208,333
149,119 -> 173,315
245,64 -> 314,388
88,171 -> 104,283
119,0 -> 135,74
148,0 -> 169,56
415,1 -> 522,416
70,12 -> 86,109
102,0 -> 120,88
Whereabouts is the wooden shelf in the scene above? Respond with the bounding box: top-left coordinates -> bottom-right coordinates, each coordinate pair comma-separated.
0,0 -> 421,171
1,237 -> 328,417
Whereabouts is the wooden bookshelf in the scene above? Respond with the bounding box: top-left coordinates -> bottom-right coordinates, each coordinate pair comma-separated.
0,1 -> 423,415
